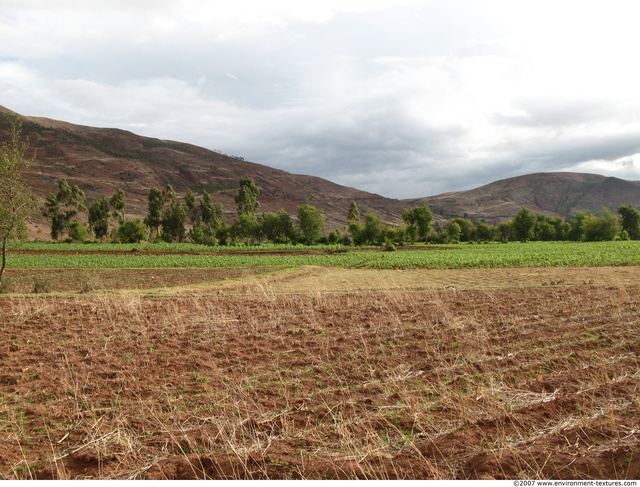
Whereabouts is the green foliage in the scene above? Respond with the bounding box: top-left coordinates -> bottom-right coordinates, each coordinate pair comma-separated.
445,221 -> 461,243
32,277 -> 53,294
0,116 -> 39,281
297,204 -> 324,244
110,188 -> 126,225
43,179 -> 86,241
88,197 -> 110,240
512,207 -> 537,242
161,200 -> 187,243
234,177 -> 260,215
68,221 -> 89,243
143,187 -> 164,239
8,241 -> 640,271
117,219 -> 147,244
402,205 -> 433,242
230,212 -> 260,244
184,188 -> 196,223
261,209 -> 296,244
618,203 -> 640,240
347,201 -> 360,223
582,207 -> 621,242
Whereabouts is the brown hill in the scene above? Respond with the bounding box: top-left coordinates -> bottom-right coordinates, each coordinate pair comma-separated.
3,105 -> 640,234
0,105 -> 408,234
406,172 -> 640,224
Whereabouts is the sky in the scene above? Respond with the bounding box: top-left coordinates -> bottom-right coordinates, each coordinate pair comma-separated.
2,0 -> 640,199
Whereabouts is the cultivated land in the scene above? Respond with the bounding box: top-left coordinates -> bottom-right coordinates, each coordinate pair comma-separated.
1,243 -> 639,479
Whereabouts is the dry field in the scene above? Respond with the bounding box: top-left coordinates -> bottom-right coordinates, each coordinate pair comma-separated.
1,266 -> 639,479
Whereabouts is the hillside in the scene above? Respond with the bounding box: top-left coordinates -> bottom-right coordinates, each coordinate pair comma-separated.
3,105 -> 640,233
0,105 -> 408,234
406,172 -> 640,224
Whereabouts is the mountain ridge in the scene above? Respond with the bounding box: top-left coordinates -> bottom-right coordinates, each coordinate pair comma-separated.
2,105 -> 640,233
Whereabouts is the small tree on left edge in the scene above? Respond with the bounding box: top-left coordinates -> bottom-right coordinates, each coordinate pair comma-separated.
0,117 -> 39,282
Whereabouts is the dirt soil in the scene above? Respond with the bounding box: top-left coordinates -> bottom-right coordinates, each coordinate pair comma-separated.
1,268 -> 639,479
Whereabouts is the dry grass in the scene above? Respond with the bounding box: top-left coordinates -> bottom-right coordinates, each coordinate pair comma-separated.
1,272 -> 639,479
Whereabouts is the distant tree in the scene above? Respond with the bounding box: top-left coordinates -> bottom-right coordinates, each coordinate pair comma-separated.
43,179 -> 86,240
582,207 -> 621,241
446,221 -> 462,243
618,203 -> 640,240
402,205 -> 433,242
161,200 -> 187,243
144,187 -> 164,240
118,219 -> 147,244
347,201 -> 360,223
88,197 -> 110,240
234,177 -> 260,216
297,204 -> 324,244
567,211 -> 592,241
496,221 -> 513,242
184,188 -> 196,224
261,209 -> 296,244
449,217 -> 476,242
200,190 -> 214,225
474,221 -> 495,242
0,117 -> 39,282
534,219 -> 556,241
361,210 -> 385,245
512,207 -> 537,242
162,184 -> 176,203
68,220 -> 89,242
231,213 -> 260,244
110,188 -> 126,225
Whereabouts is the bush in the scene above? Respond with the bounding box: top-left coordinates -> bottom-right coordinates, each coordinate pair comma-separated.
0,277 -> 16,294
118,219 -> 147,244
32,278 -> 53,294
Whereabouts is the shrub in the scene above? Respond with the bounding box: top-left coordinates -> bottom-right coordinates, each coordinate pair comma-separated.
32,277 -> 53,294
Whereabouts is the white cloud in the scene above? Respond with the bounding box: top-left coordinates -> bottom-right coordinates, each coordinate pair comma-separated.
2,1 -> 640,198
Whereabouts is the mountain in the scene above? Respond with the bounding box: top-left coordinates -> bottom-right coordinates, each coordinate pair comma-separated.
0,105 -> 408,233
2,105 -> 639,234
405,172 -> 640,224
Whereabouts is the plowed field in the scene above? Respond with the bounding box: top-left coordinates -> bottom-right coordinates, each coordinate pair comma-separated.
1,267 -> 639,479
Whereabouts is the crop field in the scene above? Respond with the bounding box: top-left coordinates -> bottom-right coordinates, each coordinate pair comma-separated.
0,242 -> 639,479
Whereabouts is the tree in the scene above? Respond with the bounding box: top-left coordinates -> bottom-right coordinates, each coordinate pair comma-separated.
402,205 -> 433,242
297,204 -> 324,244
261,209 -> 296,244
144,187 -> 164,240
43,179 -> 86,240
88,197 -> 110,240
512,207 -> 537,242
347,201 -> 360,223
449,217 -> 476,242
184,188 -> 196,224
361,210 -> 385,245
161,200 -> 187,243
110,188 -> 126,225
200,190 -> 214,226
618,203 -> 640,240
0,117 -> 39,281
231,212 -> 260,244
446,221 -> 462,243
474,221 -> 495,242
118,219 -> 147,243
234,177 -> 260,215
582,207 -> 621,241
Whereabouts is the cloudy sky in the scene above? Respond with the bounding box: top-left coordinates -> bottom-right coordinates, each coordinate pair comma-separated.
2,1 -> 640,198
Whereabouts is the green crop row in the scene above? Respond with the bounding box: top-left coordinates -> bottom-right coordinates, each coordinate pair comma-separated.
6,241 -> 640,270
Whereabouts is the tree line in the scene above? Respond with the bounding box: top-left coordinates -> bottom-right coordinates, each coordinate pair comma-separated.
39,174 -> 640,246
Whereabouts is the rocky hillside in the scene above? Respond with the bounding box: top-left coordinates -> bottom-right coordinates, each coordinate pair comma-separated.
406,172 -> 640,224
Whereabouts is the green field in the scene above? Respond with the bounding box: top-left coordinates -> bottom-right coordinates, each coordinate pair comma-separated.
7,240 -> 640,270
